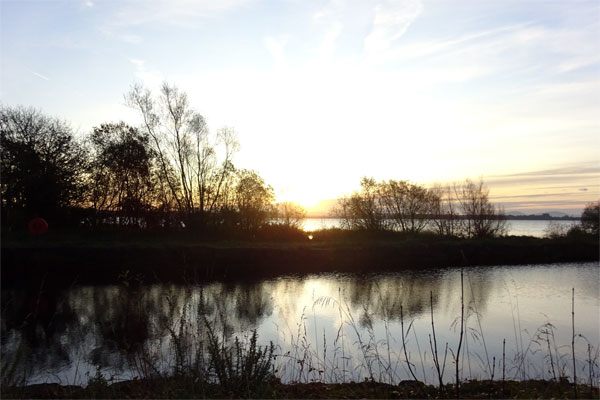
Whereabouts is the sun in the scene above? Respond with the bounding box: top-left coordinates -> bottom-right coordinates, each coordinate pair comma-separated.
275,189 -> 323,211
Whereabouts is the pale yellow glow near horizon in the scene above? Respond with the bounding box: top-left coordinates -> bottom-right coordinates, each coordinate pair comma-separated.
3,0 -> 598,215
273,166 -> 599,215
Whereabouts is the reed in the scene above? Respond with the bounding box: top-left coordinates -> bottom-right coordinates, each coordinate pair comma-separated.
572,287 -> 578,398
453,267 -> 465,398
429,290 -> 447,393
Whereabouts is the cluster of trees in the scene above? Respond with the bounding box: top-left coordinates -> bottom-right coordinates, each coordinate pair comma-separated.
581,201 -> 599,236
2,83 -> 596,238
1,107 -> 88,225
1,84 -> 305,232
335,177 -> 507,238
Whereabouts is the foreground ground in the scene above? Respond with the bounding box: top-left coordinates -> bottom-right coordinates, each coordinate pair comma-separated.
2,378 -> 598,399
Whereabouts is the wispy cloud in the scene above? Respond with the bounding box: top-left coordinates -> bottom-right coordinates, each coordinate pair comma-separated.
100,0 -> 252,46
110,0 -> 254,27
389,23 -> 529,61
311,0 -> 346,59
493,192 -> 593,200
363,0 -> 423,56
485,163 -> 600,211
31,71 -> 50,81
120,34 -> 143,44
557,55 -> 600,73
491,163 -> 600,179
100,27 -> 143,44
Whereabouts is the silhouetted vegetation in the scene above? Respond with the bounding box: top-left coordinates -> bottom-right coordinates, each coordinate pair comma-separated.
0,94 -> 284,234
335,177 -> 506,238
276,201 -> 307,229
124,83 -> 241,229
0,106 -> 87,228
3,87 -> 596,242
87,122 -> 158,227
581,200 -> 599,236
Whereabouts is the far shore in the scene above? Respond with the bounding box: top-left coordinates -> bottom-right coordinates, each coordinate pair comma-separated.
304,214 -> 582,220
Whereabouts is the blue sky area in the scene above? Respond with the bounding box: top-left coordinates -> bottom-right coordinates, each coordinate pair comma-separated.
1,0 -> 599,213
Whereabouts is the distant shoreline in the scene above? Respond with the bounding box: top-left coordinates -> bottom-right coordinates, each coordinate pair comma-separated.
304,214 -> 581,220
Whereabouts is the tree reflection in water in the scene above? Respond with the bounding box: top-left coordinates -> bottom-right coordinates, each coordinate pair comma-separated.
2,264 -> 597,386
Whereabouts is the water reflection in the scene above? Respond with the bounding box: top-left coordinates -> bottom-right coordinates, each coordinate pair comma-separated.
1,262 -> 598,385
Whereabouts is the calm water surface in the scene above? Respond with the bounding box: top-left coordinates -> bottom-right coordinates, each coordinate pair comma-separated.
302,218 -> 577,237
2,262 -> 598,386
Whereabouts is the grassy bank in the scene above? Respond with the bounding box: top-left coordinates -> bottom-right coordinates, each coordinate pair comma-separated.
2,229 -> 598,287
3,320 -> 598,399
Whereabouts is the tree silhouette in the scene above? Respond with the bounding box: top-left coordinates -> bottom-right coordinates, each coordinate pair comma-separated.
276,202 -> 306,229
380,180 -> 436,233
234,169 -> 274,231
455,178 -> 506,238
88,122 -> 158,226
335,177 -> 386,231
0,106 -> 86,226
429,183 -> 461,237
581,200 -> 599,236
125,82 -> 239,227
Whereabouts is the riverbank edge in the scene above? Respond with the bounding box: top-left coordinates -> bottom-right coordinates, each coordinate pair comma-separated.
2,378 -> 597,399
2,236 -> 598,287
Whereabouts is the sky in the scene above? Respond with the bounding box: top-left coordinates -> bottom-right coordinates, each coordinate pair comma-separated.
1,0 -> 599,214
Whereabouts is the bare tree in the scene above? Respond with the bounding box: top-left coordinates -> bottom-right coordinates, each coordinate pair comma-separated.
429,183 -> 461,237
160,83 -> 196,214
276,202 -> 306,229
335,177 -> 386,231
125,82 -> 239,226
234,169 -> 274,231
196,126 -> 239,222
380,180 -> 435,233
580,200 -> 599,236
125,83 -> 183,212
454,178 -> 506,238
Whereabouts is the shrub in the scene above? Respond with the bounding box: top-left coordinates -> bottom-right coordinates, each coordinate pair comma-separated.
581,201 -> 599,236
206,327 -> 276,396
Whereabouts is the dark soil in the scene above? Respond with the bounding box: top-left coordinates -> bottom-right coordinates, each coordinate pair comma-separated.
2,378 -> 597,399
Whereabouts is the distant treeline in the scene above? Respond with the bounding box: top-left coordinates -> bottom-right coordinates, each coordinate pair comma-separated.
308,214 -> 580,221
505,214 -> 580,221
333,177 -> 510,238
333,179 -> 597,238
1,83 -> 598,238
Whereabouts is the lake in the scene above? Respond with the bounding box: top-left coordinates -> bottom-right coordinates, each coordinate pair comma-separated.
302,218 -> 578,237
2,261 -> 597,386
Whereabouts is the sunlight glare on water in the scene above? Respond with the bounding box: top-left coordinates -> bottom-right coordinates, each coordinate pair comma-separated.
2,262 -> 598,385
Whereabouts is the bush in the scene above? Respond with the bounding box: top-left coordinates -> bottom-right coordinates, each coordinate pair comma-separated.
206,328 -> 276,396
581,201 -> 599,236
